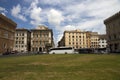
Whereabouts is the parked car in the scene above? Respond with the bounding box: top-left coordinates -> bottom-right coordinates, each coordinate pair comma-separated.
2,52 -> 11,55
11,51 -> 18,54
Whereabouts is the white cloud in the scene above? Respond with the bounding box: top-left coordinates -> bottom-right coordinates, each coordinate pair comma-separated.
23,0 -> 64,27
59,0 -> 120,33
11,4 -> 27,21
23,0 -> 33,3
1,12 -> 6,16
62,25 -> 76,31
39,0 -> 76,6
41,0 -> 60,5
22,0 -> 120,32
48,9 -> 64,26
9,0 -> 120,45
29,7 -> 42,25
86,0 -> 120,19
26,0 -> 43,26
55,0 -> 120,42
0,7 -> 7,15
0,7 -> 6,12
63,0 -> 120,20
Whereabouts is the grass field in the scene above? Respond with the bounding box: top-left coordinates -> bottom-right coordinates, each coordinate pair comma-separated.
0,54 -> 120,80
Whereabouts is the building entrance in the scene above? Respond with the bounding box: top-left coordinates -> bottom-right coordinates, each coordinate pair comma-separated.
39,47 -> 42,52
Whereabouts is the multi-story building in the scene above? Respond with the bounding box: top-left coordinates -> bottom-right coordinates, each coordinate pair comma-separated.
98,34 -> 107,48
104,11 -> 120,53
58,29 -> 106,50
0,14 -> 17,54
31,25 -> 54,52
90,32 -> 99,49
13,28 -> 31,52
58,29 -> 91,49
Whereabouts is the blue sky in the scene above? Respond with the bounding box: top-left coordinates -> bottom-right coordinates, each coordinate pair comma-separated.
0,0 -> 120,45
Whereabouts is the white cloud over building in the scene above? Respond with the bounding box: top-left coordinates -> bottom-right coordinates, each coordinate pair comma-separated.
11,4 -> 27,21
8,0 -> 120,45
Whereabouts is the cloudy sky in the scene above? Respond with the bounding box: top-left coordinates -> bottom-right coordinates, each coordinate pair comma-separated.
0,0 -> 120,45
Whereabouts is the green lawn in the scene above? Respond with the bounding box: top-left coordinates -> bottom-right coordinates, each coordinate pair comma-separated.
0,54 -> 120,80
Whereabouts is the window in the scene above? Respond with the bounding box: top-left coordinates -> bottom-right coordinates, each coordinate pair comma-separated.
73,42 -> 74,44
69,42 -> 71,45
76,42 -> 78,45
102,45 -> 104,47
16,33 -> 18,36
16,45 -> 18,47
46,34 -> 49,37
22,41 -> 24,44
109,36 -> 111,40
115,43 -> 118,50
21,45 -> 24,48
4,31 -> 8,38
3,43 -> 7,48
40,41 -> 41,45
16,41 -> 18,44
22,33 -> 24,36
36,34 -> 38,37
114,34 -> 116,39
16,37 -> 18,40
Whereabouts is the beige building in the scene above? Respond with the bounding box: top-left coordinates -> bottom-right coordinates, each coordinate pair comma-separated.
104,11 -> 120,53
0,14 -> 17,54
98,34 -> 107,48
58,29 -> 106,49
13,28 -> 31,52
31,25 -> 54,52
58,29 -> 91,49
90,32 -> 99,48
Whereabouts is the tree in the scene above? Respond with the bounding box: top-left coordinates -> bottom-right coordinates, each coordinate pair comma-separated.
45,43 -> 52,53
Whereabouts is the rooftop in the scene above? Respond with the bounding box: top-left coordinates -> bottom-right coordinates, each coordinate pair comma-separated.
36,25 -> 49,30
0,14 -> 17,26
104,11 -> 120,24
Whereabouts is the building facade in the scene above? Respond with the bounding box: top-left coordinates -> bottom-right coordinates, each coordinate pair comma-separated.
58,29 -> 91,49
13,28 -> 31,52
31,25 -> 54,52
0,14 -> 17,54
98,34 -> 107,48
104,11 -> 120,53
90,32 -> 99,49
58,30 -> 106,49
